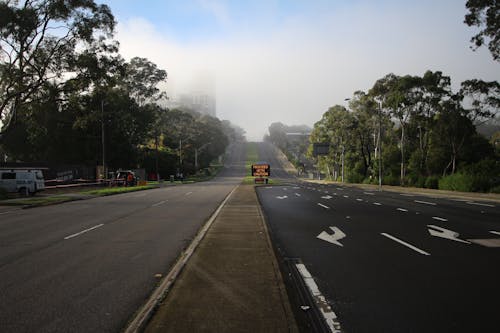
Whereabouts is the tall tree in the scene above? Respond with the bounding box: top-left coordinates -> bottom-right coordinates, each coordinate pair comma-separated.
0,0 -> 115,136
464,0 -> 500,61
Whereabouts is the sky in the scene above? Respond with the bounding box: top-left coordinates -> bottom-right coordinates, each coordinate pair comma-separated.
99,0 -> 499,141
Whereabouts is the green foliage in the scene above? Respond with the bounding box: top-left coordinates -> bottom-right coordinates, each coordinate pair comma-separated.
424,176 -> 439,189
439,173 -> 474,192
0,187 -> 8,200
464,0 -> 500,61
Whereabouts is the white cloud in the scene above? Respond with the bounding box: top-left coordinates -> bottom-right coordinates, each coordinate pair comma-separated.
114,2 -> 499,141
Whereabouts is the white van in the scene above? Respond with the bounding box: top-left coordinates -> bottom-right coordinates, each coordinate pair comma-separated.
0,168 -> 45,195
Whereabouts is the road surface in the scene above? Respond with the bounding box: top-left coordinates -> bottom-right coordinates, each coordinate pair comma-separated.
0,143 -> 246,333
256,143 -> 500,332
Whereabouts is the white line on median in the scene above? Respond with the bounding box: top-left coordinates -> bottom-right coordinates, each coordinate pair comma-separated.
397,208 -> 408,212
152,200 -> 167,207
414,200 -> 436,206
381,233 -> 430,256
317,203 -> 330,209
64,224 -> 104,240
432,216 -> 448,222
467,202 -> 494,208
295,263 -> 342,333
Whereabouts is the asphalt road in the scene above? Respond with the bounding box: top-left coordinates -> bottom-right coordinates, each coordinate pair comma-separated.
0,143 -> 246,333
255,143 -> 500,333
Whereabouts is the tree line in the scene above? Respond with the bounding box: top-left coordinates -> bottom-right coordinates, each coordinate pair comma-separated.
0,0 -> 244,179
307,71 -> 499,192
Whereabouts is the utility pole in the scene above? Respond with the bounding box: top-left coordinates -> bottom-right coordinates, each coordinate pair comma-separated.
378,100 -> 383,191
101,100 -> 106,180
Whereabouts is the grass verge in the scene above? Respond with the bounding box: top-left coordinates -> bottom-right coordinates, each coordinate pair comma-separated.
1,196 -> 75,207
81,185 -> 157,196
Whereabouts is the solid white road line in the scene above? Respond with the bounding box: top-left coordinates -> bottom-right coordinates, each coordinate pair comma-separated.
152,200 -> 167,207
381,233 -> 431,256
414,200 -> 436,206
295,263 -> 342,333
432,216 -> 448,222
397,208 -> 408,212
64,224 -> 104,240
467,201 -> 494,208
490,231 -> 500,236
317,203 -> 330,209
373,202 -> 382,206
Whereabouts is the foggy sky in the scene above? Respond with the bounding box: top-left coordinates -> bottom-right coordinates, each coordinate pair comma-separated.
108,0 -> 499,141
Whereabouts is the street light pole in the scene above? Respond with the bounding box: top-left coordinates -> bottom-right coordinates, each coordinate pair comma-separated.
378,100 -> 383,191
101,100 -> 106,180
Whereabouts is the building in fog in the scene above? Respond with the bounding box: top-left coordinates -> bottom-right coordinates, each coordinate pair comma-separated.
178,92 -> 216,117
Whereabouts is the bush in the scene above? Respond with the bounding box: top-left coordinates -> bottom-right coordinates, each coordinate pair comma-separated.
424,176 -> 439,189
347,172 -> 364,184
383,174 -> 400,186
438,173 -> 474,192
490,185 -> 500,194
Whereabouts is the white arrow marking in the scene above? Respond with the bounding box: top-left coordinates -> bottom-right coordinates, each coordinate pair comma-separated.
321,195 -> 333,200
317,227 -> 346,247
276,195 -> 288,200
427,225 -> 471,244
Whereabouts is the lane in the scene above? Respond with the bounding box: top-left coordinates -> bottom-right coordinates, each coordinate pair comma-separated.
0,143 -> 246,333
254,143 -> 500,333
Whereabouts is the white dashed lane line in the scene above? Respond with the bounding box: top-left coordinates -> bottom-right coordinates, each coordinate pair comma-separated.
64,224 -> 104,240
364,192 -> 374,195
373,202 -> 382,206
397,208 -> 408,212
466,201 -> 495,208
414,200 -> 437,206
317,203 -> 330,209
185,192 -> 193,196
381,233 -> 431,256
152,200 -> 167,207
356,199 -> 363,202
295,193 -> 301,197
432,216 -> 448,222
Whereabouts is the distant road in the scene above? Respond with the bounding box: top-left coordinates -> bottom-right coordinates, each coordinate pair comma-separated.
255,142 -> 500,332
0,143 -> 246,333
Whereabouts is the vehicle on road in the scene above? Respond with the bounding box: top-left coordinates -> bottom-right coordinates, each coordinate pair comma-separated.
0,168 -> 45,195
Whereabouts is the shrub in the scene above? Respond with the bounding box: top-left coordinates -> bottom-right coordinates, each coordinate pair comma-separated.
424,176 -> 439,189
438,173 -> 474,192
490,185 -> 500,194
347,172 -> 364,184
383,174 -> 400,186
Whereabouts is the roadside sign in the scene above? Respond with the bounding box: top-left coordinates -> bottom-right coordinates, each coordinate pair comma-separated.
251,163 -> 270,177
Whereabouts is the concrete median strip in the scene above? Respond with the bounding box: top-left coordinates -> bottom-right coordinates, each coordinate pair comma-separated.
124,185 -> 238,333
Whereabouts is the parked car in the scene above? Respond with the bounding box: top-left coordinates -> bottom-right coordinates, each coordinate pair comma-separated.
0,168 -> 45,195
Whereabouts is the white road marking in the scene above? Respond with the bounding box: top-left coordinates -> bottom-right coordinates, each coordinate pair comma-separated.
321,195 -> 333,200
490,231 -> 500,236
466,201 -> 494,208
432,216 -> 448,222
414,200 -> 436,206
427,225 -> 470,244
373,202 -> 382,206
317,226 -> 346,247
343,195 -> 349,198
152,200 -> 167,207
292,186 -> 300,189
276,195 -> 288,200
64,224 -> 104,240
397,208 -> 408,212
0,210 -> 16,215
295,264 -> 342,333
295,193 -> 301,197
364,192 -> 374,195
185,192 -> 193,196
336,188 -> 343,190
381,233 -> 430,256
356,198 -> 363,202
317,203 -> 330,209
324,191 -> 329,194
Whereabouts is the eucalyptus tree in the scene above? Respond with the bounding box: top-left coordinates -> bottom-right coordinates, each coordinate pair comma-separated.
464,0 -> 500,61
0,0 -> 116,137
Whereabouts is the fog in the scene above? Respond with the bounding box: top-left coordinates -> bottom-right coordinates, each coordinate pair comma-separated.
111,1 -> 499,141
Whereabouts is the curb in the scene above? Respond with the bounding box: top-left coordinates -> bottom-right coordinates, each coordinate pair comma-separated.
123,185 -> 239,333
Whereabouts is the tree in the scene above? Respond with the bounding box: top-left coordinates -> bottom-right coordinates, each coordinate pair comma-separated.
464,0 -> 500,61
0,0 -> 116,136
124,57 -> 167,105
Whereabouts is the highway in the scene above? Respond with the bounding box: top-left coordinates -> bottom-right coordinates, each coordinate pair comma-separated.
256,143 -> 500,332
0,143 -> 246,333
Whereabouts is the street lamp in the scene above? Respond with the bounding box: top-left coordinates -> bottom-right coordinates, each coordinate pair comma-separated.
377,99 -> 383,191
